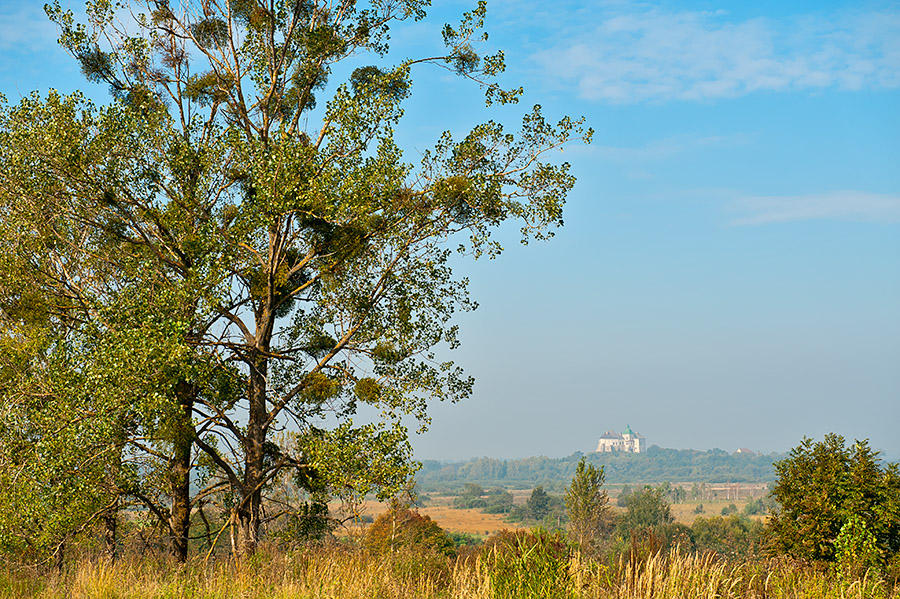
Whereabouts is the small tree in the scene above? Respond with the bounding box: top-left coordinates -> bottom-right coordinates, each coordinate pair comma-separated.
527,486 -> 551,521
620,486 -> 673,532
564,458 -> 610,549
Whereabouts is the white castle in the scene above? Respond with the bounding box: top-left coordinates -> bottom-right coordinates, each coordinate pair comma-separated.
595,425 -> 646,453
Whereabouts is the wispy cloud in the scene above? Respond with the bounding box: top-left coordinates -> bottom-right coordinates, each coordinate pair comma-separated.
586,134 -> 747,162
0,5 -> 58,53
535,8 -> 900,103
732,191 -> 900,225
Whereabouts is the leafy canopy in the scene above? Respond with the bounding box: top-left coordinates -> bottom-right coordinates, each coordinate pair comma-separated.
768,434 -> 900,563
0,0 -> 590,557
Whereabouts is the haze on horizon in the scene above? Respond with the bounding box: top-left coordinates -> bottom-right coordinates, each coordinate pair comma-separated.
1,0 -> 897,461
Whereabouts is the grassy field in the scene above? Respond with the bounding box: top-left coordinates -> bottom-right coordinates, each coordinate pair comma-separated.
2,544 -> 895,599
418,505 -> 522,536
340,493 -> 765,537
336,498 -> 525,537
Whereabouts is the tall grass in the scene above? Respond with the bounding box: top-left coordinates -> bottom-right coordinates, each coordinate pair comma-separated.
1,545 -> 895,599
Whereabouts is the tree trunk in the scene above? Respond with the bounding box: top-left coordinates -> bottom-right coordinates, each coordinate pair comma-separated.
104,435 -> 124,560
235,356 -> 268,556
233,261 -> 277,558
54,542 -> 65,574
103,500 -> 117,560
169,381 -> 196,562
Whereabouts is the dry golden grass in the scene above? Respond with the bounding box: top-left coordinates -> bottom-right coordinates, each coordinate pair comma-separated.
417,505 -> 523,536
2,546 -> 895,599
335,497 -> 524,537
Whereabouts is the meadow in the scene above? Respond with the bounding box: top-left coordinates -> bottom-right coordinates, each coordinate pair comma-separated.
2,541 -> 895,599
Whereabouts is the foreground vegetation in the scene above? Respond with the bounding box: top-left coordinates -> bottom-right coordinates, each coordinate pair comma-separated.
0,432 -> 896,598
3,541 -> 897,599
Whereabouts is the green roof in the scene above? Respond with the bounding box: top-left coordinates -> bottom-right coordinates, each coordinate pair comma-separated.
623,424 -> 634,435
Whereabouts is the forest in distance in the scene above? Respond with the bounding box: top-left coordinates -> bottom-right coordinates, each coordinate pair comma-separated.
417,446 -> 783,492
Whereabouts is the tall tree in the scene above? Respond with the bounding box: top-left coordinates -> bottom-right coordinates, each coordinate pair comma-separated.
565,458 -> 610,550
1,0 -> 590,558
0,90 -> 235,561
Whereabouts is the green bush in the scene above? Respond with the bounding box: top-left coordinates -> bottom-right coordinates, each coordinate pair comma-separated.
691,515 -> 765,558
363,508 -> 455,556
834,514 -> 883,580
742,498 -> 765,516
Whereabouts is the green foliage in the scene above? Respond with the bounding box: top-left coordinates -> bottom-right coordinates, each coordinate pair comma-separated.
453,484 -> 514,513
834,514 -> 883,579
0,0 -> 590,560
449,531 -> 483,548
741,498 -> 765,516
271,501 -> 332,547
619,486 -> 673,533
453,483 -> 487,508
527,486 -> 551,521
668,485 -> 687,504
768,434 -> 900,564
691,515 -> 765,558
565,458 -> 611,549
364,508 -> 454,556
504,487 -> 565,527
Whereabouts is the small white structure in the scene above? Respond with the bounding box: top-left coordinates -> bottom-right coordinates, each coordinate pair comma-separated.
596,425 -> 646,453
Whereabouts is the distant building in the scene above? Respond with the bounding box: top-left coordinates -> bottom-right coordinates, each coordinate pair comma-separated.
596,425 -> 646,453
734,448 -> 756,456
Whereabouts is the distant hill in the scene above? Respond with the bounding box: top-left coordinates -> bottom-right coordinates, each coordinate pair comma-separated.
417,446 -> 782,492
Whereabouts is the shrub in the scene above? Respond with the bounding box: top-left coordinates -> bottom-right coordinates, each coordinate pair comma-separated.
363,508 -> 454,556
834,514 -> 883,579
742,498 -> 765,516
691,515 -> 765,558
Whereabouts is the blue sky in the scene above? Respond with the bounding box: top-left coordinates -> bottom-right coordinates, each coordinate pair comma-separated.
1,1 -> 897,459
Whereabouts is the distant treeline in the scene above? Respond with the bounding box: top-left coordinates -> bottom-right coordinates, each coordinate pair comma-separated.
417,446 -> 782,492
